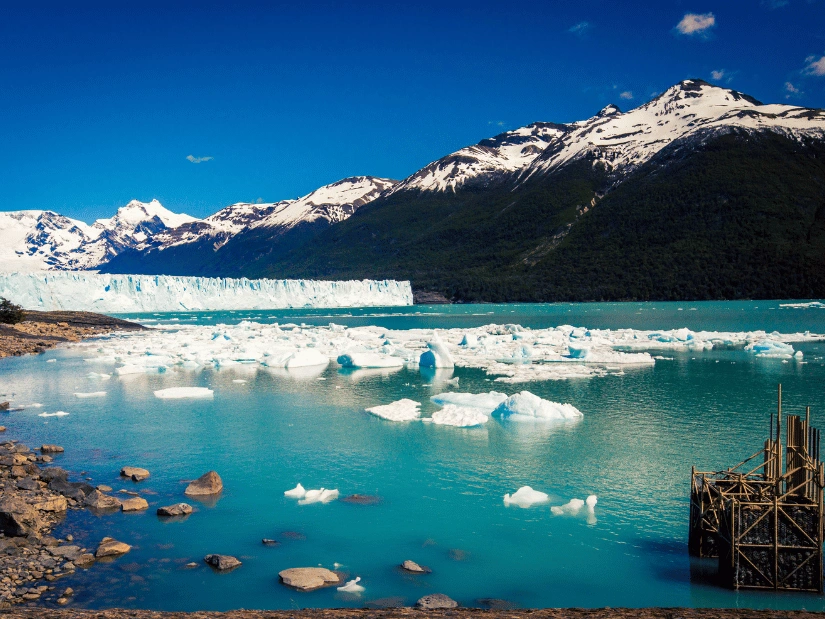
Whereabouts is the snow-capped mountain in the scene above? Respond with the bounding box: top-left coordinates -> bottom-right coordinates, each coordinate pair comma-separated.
0,210 -> 98,272
389,80 -> 825,195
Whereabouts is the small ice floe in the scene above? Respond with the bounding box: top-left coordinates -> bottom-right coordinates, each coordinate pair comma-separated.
551,495 -> 598,524
745,340 -> 796,358
284,483 -> 306,499
46,359 -> 57,363
492,391 -> 582,421
38,411 -> 69,417
153,387 -> 214,399
86,372 -> 111,380
74,392 -> 106,398
431,405 -> 488,427
232,379 -> 247,383
459,333 -> 478,348
337,352 -> 404,369
430,391 -> 508,414
419,332 -> 454,369
366,399 -> 421,422
503,486 -> 550,508
337,577 -> 364,594
298,488 -> 339,505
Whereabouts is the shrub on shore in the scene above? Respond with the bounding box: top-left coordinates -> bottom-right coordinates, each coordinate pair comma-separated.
0,298 -> 25,324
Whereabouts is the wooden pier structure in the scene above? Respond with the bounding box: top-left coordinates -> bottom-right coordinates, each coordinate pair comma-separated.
689,385 -> 824,592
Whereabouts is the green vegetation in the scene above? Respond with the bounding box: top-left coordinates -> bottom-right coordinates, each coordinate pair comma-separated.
0,297 -> 25,324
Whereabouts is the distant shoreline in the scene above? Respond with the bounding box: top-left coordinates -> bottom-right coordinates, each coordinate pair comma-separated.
5,606 -> 825,618
0,310 -> 144,358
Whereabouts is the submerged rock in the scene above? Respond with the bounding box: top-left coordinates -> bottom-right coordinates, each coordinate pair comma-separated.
184,471 -> 223,496
279,567 -> 340,591
416,593 -> 458,609
120,466 -> 150,481
401,560 -> 431,574
204,554 -> 241,571
95,537 -> 131,558
157,503 -> 192,517
341,494 -> 381,505
261,538 -> 279,546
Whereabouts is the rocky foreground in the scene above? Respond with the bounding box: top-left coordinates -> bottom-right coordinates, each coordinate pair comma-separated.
0,311 -> 144,358
3,608 -> 825,619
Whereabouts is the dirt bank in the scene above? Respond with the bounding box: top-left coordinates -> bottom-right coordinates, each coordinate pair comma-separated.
0,311 -> 144,358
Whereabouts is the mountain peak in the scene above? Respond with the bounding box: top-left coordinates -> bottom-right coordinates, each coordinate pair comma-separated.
597,104 -> 622,117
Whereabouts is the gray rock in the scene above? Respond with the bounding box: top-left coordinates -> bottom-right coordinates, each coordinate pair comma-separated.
279,567 -> 340,591
40,445 -> 64,454
16,477 -> 40,491
416,594 -> 458,610
39,467 -> 68,482
204,554 -> 241,571
120,497 -> 149,512
0,497 -> 43,537
401,560 -> 431,573
120,466 -> 150,482
185,471 -> 223,496
157,503 -> 192,517
84,490 -> 121,510
95,537 -> 131,558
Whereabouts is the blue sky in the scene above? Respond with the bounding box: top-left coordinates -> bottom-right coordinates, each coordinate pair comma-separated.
1,0 -> 824,221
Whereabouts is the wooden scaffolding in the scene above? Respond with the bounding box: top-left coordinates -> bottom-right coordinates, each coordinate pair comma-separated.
689,385 -> 824,592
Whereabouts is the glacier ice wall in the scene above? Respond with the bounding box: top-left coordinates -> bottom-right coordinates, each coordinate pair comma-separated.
0,272 -> 413,312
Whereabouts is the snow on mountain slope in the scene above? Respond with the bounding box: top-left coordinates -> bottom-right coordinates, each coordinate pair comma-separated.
520,79 -> 825,182
389,123 -> 568,194
0,210 -> 100,272
0,200 -> 196,272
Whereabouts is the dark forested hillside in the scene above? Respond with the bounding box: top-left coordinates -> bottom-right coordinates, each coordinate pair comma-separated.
256,131 -> 825,302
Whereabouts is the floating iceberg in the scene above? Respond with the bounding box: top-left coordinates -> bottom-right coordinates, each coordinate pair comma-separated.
337,352 -> 404,368
298,488 -> 339,505
419,333 -> 454,368
264,349 -> 329,368
153,387 -> 214,399
430,391 -> 508,414
503,486 -> 550,508
430,404 -> 489,427
745,340 -> 796,358
284,483 -> 306,499
492,391 -> 583,421
74,391 -> 106,398
38,411 -> 69,417
0,272 -> 412,312
337,577 -> 364,594
366,399 -> 421,422
551,495 -> 598,521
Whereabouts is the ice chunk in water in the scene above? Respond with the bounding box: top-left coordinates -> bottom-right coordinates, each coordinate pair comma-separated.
153,387 -> 214,399
430,405 -> 488,427
337,352 -> 404,368
503,486 -> 550,508
745,340 -> 795,358
74,392 -> 106,398
284,483 -> 306,499
366,399 -> 421,422
38,411 -> 69,417
430,391 -> 508,414
492,391 -> 582,421
460,333 -> 478,348
419,332 -> 454,368
551,498 -> 585,515
337,577 -> 364,594
298,488 -> 339,505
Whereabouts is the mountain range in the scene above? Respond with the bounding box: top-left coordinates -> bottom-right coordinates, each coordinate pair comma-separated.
2,79 -> 824,302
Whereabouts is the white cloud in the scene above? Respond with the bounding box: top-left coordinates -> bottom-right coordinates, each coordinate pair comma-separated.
186,155 -> 213,164
676,12 -> 716,35
804,55 -> 825,76
784,82 -> 803,98
619,91 -> 634,100
569,21 -> 591,35
711,69 -> 725,81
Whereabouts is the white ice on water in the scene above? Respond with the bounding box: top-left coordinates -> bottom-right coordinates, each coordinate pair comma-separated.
492,392 -> 583,421
430,391 -> 508,413
298,488 -> 339,505
153,387 -> 214,399
503,486 -> 550,508
366,399 -> 422,422
430,404 -> 489,427
745,340 -> 797,358
0,272 -> 412,312
74,391 -> 106,398
38,411 -> 69,417
337,352 -> 404,369
337,577 -> 364,594
284,483 -> 306,498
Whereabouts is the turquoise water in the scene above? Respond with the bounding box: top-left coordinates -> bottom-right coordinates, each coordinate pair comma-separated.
1,300 -> 825,611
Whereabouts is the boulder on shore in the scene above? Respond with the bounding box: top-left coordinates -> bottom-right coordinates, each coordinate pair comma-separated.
204,554 -> 241,571
120,466 -> 150,481
0,496 -> 43,537
40,445 -> 64,454
184,471 -> 223,496
84,489 -> 121,510
157,503 -> 193,517
416,594 -> 458,610
121,497 -> 149,512
279,567 -> 340,591
95,537 -> 131,558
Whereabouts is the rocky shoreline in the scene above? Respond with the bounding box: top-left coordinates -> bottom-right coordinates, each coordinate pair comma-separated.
0,311 -> 144,358
4,608 -> 825,619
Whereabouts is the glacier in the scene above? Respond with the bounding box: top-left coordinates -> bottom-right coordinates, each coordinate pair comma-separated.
0,272 -> 413,312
